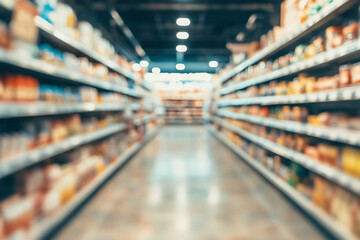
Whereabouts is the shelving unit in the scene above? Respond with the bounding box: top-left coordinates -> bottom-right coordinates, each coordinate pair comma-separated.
220,0 -> 357,84
211,0 -> 360,238
0,103 -> 140,119
208,126 -> 356,240
0,3 -> 160,239
212,116 -> 360,195
217,85 -> 360,107
217,109 -> 360,147
32,127 -> 161,240
0,50 -> 142,98
162,99 -> 204,124
220,39 -> 360,95
35,17 -> 135,81
0,124 -> 126,179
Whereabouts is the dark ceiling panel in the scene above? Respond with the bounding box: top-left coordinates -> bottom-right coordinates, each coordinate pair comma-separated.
74,0 -> 281,73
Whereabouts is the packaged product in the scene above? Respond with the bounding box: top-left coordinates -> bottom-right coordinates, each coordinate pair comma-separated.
312,177 -> 328,209
339,65 -> 351,87
281,0 -> 301,33
305,146 -> 320,161
0,21 -> 10,49
349,117 -> 360,130
51,120 -> 68,143
58,166 -> 77,204
0,217 -> 4,239
350,63 -> 360,84
10,0 -> 38,44
78,21 -> 94,49
343,20 -> 359,42
0,195 -> 34,236
41,189 -> 61,216
53,3 -> 77,39
341,147 -> 360,177
44,164 -> 63,190
325,26 -> 343,49
318,143 -> 339,167
313,37 -> 325,54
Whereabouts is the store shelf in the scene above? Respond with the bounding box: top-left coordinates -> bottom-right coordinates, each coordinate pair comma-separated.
220,0 -> 356,84
220,39 -> 360,95
34,17 -> 135,81
217,85 -> 360,107
208,126 -> 356,240
165,105 -> 204,109
0,50 -> 142,98
32,127 -> 161,240
211,116 -> 360,195
0,124 -> 127,179
217,109 -> 360,147
134,115 -> 157,126
0,103 -> 140,119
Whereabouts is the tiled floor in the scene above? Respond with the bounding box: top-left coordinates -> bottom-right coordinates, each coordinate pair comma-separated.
55,126 -> 325,240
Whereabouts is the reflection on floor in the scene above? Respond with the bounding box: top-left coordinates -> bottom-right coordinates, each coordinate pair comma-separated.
56,126 -> 325,240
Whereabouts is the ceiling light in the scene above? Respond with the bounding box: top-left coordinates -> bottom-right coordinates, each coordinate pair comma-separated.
140,60 -> 149,68
248,14 -> 257,24
132,63 -> 141,71
236,32 -> 245,42
176,32 -> 189,40
176,45 -> 187,52
176,18 -> 190,26
110,9 -> 124,26
152,67 -> 161,74
209,61 -> 218,68
176,63 -> 185,70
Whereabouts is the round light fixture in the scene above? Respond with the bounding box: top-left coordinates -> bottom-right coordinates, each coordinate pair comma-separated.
176,32 -> 189,40
209,61 -> 218,68
140,60 -> 149,68
176,18 -> 191,26
132,63 -> 141,71
152,67 -> 161,74
176,45 -> 187,52
176,63 -> 185,71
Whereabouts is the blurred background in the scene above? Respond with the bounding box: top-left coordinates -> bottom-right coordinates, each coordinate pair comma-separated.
0,0 -> 360,239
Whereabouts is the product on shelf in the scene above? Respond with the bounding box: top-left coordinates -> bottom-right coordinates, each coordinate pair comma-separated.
0,123 -> 151,239
214,122 -> 360,237
221,8 -> 360,89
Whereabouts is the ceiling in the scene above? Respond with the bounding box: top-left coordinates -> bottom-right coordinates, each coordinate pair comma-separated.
67,0 -> 282,73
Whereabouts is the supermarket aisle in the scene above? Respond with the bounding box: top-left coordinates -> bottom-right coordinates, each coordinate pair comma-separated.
56,126 -> 325,240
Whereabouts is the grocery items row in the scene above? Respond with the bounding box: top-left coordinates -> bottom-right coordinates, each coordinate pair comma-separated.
209,126 -> 357,239
3,0 -> 134,76
221,105 -> 360,131
0,1 -> 159,239
210,0 -> 360,239
220,55 -> 360,97
220,37 -> 360,96
162,99 -> 204,124
217,109 -> 360,147
0,0 -> 142,99
0,126 -> 160,240
220,0 -> 356,83
0,49 -> 141,98
0,73 -> 138,105
211,115 -> 360,191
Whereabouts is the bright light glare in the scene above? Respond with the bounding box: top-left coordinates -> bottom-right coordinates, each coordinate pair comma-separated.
152,67 -> 161,74
132,63 -> 141,71
176,18 -> 191,26
176,45 -> 187,52
209,61 -> 218,68
176,63 -> 185,70
140,60 -> 149,68
176,32 -> 189,40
